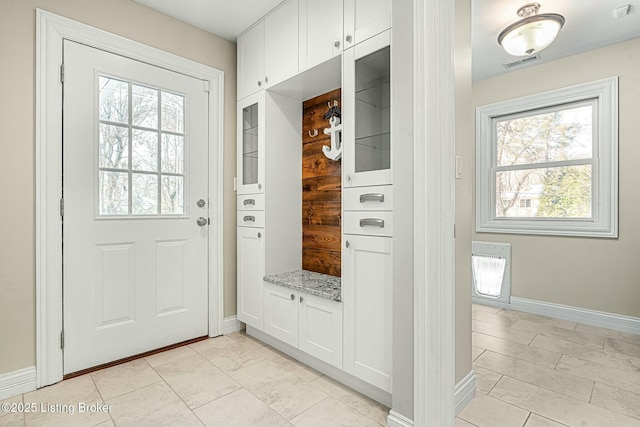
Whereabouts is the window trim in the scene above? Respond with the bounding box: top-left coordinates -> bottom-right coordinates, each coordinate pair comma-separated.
476,77 -> 618,238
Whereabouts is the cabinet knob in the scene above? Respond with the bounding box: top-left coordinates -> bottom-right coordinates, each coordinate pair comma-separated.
290,293 -> 295,301
334,39 -> 340,48
257,232 -> 262,238
346,174 -> 352,184
258,80 -> 262,87
346,240 -> 350,248
299,296 -> 304,303
265,76 -> 269,84
346,34 -> 353,43
258,183 -> 262,190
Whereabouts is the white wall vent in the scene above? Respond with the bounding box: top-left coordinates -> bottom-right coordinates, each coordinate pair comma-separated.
503,54 -> 542,69
472,241 -> 511,306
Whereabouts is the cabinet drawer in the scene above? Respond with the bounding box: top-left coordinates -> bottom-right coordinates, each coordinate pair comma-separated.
343,211 -> 393,237
237,211 -> 265,227
237,194 -> 265,211
343,185 -> 393,211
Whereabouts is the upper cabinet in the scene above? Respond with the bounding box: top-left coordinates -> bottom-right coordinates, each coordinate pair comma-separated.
343,31 -> 391,187
237,21 -> 265,100
264,0 -> 299,89
237,0 -> 299,100
237,91 -> 265,194
343,0 -> 392,49
298,0 -> 343,71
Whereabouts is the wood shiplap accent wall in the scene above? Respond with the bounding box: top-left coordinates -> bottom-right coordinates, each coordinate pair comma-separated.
302,89 -> 342,277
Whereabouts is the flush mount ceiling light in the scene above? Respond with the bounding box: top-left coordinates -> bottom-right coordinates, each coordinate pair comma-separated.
498,2 -> 565,56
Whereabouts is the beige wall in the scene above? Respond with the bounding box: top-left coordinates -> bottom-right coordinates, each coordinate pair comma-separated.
0,0 -> 237,375
472,37 -> 640,318
455,0 -> 473,384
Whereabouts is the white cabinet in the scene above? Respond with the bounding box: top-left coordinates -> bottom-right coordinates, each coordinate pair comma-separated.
342,234 -> 392,392
237,92 -> 265,195
343,31 -> 391,187
264,283 -> 298,347
298,0 -> 343,71
237,0 -> 298,100
237,21 -> 265,100
343,0 -> 392,49
299,293 -> 343,369
237,227 -> 265,330
263,283 -> 343,368
265,0 -> 299,87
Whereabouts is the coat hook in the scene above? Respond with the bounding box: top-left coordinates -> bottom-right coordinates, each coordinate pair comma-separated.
308,129 -> 318,137
327,101 -> 332,108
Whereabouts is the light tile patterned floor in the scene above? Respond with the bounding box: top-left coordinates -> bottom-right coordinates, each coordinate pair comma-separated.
2,305 -> 639,427
0,332 -> 388,427
456,304 -> 640,427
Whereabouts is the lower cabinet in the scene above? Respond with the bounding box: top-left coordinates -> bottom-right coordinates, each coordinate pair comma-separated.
342,234 -> 392,392
264,283 -> 343,369
237,227 -> 265,330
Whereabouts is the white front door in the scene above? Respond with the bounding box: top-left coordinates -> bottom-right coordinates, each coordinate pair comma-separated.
62,40 -> 210,374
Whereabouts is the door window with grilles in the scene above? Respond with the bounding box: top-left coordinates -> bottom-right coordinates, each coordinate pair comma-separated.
98,76 -> 186,216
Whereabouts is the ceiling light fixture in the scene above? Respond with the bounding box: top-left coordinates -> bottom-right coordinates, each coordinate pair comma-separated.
498,2 -> 565,57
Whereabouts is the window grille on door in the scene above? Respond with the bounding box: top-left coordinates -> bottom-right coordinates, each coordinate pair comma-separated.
97,75 -> 186,216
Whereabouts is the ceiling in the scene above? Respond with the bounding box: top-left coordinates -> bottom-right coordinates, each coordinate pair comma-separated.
473,0 -> 640,81
133,0 -> 284,41
133,0 -> 640,81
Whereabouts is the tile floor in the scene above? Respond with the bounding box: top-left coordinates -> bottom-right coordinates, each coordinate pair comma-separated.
456,304 -> 640,427
2,305 -> 639,427
0,333 -> 389,427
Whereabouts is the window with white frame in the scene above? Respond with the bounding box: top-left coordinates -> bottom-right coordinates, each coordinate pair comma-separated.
476,77 -> 618,238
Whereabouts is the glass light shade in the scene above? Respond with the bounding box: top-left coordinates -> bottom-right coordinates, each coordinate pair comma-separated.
498,14 -> 565,56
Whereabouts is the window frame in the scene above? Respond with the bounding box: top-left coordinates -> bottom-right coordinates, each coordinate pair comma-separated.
476,77 -> 618,238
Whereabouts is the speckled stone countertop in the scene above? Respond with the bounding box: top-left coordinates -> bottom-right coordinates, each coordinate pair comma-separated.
264,270 -> 342,302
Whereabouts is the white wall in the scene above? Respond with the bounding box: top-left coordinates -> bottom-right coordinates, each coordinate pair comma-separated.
0,0 -> 237,375
472,37 -> 640,318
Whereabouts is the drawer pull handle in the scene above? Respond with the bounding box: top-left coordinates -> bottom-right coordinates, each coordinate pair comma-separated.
360,218 -> 384,228
243,215 -> 255,222
360,193 -> 385,203
243,199 -> 255,206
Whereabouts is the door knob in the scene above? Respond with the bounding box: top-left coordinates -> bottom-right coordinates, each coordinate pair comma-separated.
334,39 -> 340,48
197,217 -> 208,226
346,34 -> 353,43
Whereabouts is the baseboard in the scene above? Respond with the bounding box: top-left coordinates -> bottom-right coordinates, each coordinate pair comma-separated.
246,326 -> 392,408
454,370 -> 476,415
510,297 -> 640,336
387,410 -> 414,427
472,296 -> 511,310
0,366 -> 36,400
223,316 -> 245,335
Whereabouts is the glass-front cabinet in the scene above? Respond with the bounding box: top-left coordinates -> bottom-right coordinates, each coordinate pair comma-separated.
237,91 -> 265,194
343,30 -> 391,187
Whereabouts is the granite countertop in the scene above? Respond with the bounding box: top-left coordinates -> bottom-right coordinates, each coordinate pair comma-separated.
263,270 -> 342,302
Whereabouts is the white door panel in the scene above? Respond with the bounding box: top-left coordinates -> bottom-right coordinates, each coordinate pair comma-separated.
63,40 -> 209,374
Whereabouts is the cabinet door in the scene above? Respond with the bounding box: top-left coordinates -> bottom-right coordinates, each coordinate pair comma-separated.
343,31 -> 391,187
298,0 -> 343,71
298,294 -> 343,368
343,234 -> 392,392
237,227 -> 265,330
237,92 -> 265,194
344,0 -> 392,49
265,0 -> 298,87
237,21 -> 265,100
263,284 -> 298,347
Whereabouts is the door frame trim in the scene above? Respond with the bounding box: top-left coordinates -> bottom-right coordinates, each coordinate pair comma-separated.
35,9 -> 225,387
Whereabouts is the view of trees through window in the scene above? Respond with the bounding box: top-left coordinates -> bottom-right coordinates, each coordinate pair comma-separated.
494,102 -> 594,219
98,76 -> 185,216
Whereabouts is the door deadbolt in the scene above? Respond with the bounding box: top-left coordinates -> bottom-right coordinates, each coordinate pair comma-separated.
197,217 -> 208,226
197,199 -> 206,207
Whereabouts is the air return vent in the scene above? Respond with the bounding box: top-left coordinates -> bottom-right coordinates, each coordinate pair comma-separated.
503,54 -> 542,69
